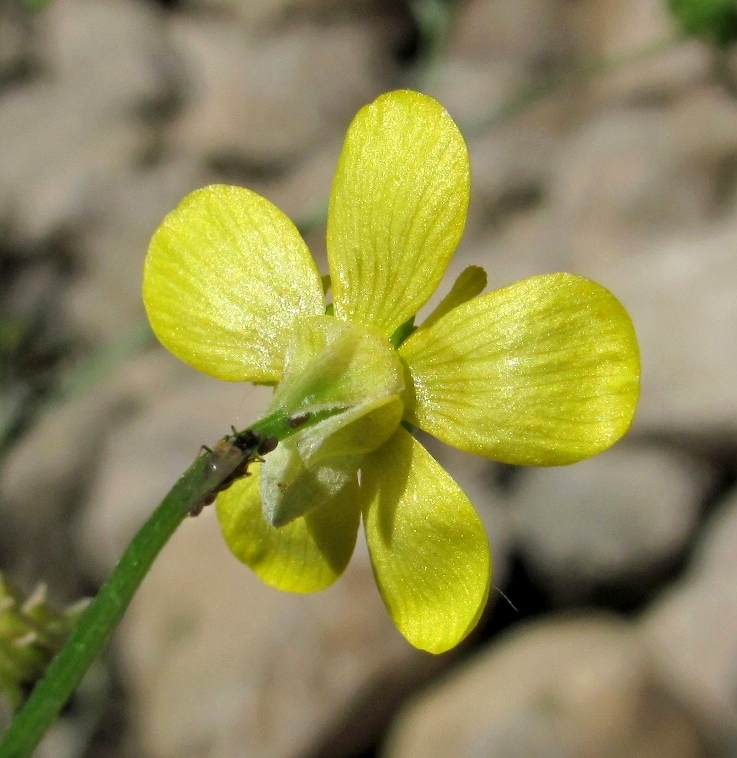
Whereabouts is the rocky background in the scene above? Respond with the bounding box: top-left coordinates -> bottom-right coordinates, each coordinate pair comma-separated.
1,0 -> 737,756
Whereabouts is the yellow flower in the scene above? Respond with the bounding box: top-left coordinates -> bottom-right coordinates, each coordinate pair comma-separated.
142,90 -> 639,653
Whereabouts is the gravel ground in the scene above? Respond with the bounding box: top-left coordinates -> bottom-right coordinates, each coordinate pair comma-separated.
2,1 -> 737,756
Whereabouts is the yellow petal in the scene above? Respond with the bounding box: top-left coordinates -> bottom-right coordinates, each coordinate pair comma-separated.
401,273 -> 640,465
327,90 -> 470,338
143,185 -> 324,382
216,464 -> 360,593
361,428 -> 491,653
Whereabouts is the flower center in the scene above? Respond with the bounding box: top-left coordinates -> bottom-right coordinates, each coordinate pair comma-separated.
259,315 -> 406,525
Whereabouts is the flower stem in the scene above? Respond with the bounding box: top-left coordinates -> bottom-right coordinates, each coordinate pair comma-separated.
0,407 -> 345,757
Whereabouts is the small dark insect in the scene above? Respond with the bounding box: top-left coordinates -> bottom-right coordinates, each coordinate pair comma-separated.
253,433 -> 278,456
288,412 -> 311,429
190,428 -> 278,516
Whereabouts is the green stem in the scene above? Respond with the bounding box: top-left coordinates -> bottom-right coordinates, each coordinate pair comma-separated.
0,408 -> 344,757
0,459 -> 203,758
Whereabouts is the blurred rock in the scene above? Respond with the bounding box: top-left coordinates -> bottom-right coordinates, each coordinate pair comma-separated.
0,391 -> 110,524
0,346 -> 186,585
179,0 -> 295,32
552,91 -> 737,265
118,508 -> 434,758
468,118 -> 552,200
508,445 -> 711,603
386,615 -> 705,758
3,0 -> 737,754
642,486 -> 737,749
0,0 -> 36,82
59,156 -> 211,346
182,0 -> 384,30
566,0 -> 709,102
168,14 -> 390,166
0,0 -> 171,247
451,127 -> 564,298
449,0 -> 561,67
587,215 -> 737,436
0,344 -> 191,521
0,90 -> 150,248
0,390 -> 117,589
244,137 -> 339,236
438,0 -> 569,132
429,59 -> 524,131
45,0 -> 170,105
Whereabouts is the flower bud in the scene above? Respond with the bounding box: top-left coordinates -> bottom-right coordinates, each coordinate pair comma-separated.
0,573 -> 88,708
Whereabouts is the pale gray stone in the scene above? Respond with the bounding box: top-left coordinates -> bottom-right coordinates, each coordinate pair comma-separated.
0,0 -> 35,80
0,348 -> 191,582
427,57 -> 540,138
552,100 -> 737,264
0,391 -> 112,526
168,15 -> 387,165
564,0 -> 709,103
0,343 -> 195,525
554,107 -> 683,258
58,156 -> 211,346
117,502 -> 433,758
44,0 -> 170,105
180,0 -> 381,30
587,216 -> 737,436
0,86 -> 151,247
0,0 -> 171,246
386,615 -> 705,758
176,0 -> 295,32
642,486 -> 737,748
509,445 -> 711,602
242,137 -> 339,239
448,0 -> 561,66
458,128 -> 557,283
